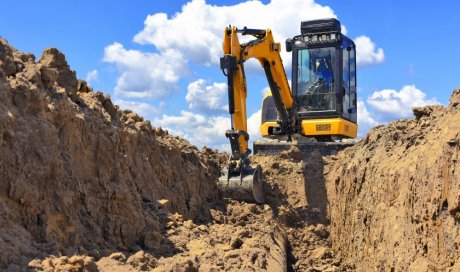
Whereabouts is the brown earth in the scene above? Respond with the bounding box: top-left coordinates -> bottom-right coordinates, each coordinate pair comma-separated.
0,39 -> 459,271
26,153 -> 339,272
325,90 -> 460,271
0,39 -> 223,269
28,201 -> 288,272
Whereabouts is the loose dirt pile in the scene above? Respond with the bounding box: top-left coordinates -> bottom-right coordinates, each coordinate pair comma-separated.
26,153 -> 339,272
0,39 -> 343,271
325,91 -> 460,271
0,39 -> 223,269
1,39 -> 459,272
28,200 -> 288,272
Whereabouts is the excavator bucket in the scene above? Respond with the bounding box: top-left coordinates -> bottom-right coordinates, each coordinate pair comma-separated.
217,165 -> 264,204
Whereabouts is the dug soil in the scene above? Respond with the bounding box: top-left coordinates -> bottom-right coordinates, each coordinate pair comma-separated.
0,39 -> 459,271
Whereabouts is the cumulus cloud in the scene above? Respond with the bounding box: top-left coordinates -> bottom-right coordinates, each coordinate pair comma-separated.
133,0 -> 386,71
105,0 -> 385,102
247,109 -> 262,138
354,35 -> 385,67
367,85 -> 440,121
85,69 -> 98,84
103,0 -> 388,149
134,0 -> 338,69
113,99 -> 160,119
154,109 -> 262,151
357,100 -> 379,136
354,85 -> 442,137
155,110 -> 231,149
104,43 -> 186,99
185,79 -> 228,114
247,109 -> 263,150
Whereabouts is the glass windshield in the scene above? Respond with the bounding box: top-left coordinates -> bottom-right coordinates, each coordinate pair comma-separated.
297,47 -> 336,112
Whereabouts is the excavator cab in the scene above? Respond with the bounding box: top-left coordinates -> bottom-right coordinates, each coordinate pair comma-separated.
260,18 -> 357,141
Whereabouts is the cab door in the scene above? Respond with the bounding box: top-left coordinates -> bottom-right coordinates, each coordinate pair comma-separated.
341,38 -> 357,123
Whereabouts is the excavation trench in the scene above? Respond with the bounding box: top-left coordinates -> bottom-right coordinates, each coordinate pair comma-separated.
253,150 -> 341,271
1,39 -> 459,271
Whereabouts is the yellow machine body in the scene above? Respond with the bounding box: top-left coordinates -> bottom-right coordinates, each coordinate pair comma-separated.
261,118 -> 357,138
218,19 -> 358,203
300,118 -> 357,138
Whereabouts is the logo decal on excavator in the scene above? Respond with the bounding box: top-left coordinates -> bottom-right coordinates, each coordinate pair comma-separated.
316,124 -> 331,131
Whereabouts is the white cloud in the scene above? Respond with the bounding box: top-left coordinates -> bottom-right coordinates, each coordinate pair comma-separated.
357,100 -> 379,137
247,109 -> 262,150
103,42 -> 187,99
247,109 -> 262,139
156,111 -> 206,129
354,35 -> 385,67
133,0 -> 338,69
185,79 -> 228,114
154,109 -> 262,152
155,110 -> 230,149
353,85 -> 442,137
104,0 -> 386,101
341,25 -> 348,35
85,69 -> 98,84
367,85 -> 440,121
103,0 -> 388,149
113,99 -> 160,119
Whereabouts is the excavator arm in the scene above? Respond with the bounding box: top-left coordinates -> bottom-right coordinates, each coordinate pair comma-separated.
218,26 -> 294,203
220,26 -> 294,160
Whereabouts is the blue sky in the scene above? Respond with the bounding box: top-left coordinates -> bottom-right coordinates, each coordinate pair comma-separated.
1,0 -> 459,150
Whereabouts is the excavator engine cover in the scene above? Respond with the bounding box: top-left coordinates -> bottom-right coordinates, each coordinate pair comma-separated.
217,165 -> 264,204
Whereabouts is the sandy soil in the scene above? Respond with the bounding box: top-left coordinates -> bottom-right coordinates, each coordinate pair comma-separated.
325,91 -> 460,271
0,39 -> 458,272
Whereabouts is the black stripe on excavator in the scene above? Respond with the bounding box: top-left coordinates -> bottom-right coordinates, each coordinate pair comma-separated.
238,27 -> 266,37
220,55 -> 238,114
262,61 -> 291,134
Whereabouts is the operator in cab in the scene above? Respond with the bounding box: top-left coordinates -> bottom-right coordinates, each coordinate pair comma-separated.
298,49 -> 335,112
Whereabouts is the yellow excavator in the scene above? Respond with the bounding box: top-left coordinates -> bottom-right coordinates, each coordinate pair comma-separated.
217,19 -> 357,203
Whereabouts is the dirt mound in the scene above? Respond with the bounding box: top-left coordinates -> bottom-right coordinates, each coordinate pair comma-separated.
106,201 -> 287,272
0,39 -> 222,269
325,91 -> 460,271
2,39 -> 459,272
29,200 -> 288,271
0,38 -> 296,272
27,154 -> 338,272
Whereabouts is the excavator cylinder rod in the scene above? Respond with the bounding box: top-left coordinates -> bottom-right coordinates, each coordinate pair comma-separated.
238,27 -> 266,36
217,165 -> 264,204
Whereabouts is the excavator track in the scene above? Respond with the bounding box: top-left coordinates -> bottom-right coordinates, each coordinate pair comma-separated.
253,139 -> 355,156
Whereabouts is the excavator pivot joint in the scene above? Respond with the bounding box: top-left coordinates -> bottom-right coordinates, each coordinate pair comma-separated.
226,129 -> 250,159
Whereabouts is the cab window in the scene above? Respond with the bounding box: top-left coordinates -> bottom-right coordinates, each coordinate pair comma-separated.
296,47 -> 337,112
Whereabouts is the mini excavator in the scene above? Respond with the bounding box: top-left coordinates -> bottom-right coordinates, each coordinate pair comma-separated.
218,19 -> 357,203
